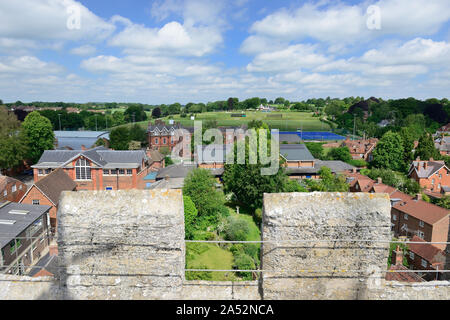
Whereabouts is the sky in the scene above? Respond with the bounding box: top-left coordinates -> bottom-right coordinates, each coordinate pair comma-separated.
0,0 -> 449,104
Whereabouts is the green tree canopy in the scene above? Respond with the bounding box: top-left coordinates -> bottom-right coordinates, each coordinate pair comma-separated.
371,131 -> 405,172
183,169 -> 225,217
183,195 -> 198,240
0,107 -> 28,170
110,126 -> 130,150
415,133 -> 441,161
21,111 -> 54,164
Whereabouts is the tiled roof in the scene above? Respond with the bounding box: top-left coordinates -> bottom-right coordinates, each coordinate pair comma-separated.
342,138 -> 378,156
393,197 -> 449,225
409,160 -> 447,179
280,144 -> 315,161
156,164 -> 196,179
0,202 -> 51,248
32,147 -> 148,170
0,175 -> 23,192
408,236 -> 445,266
148,150 -> 165,162
33,169 -> 77,205
385,265 -> 425,282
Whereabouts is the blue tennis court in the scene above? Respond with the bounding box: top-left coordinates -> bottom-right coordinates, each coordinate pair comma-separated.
278,131 -> 346,141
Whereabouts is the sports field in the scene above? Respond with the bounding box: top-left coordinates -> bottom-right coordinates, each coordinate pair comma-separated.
122,111 -> 332,132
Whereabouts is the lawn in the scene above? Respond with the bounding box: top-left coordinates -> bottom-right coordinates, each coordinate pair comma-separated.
185,243 -> 238,281
185,205 -> 261,281
114,111 -> 331,132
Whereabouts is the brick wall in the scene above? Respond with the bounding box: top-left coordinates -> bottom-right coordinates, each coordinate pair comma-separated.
20,186 -> 57,231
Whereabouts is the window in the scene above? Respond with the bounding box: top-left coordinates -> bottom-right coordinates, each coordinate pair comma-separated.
127,169 -> 133,175
421,259 -> 427,268
45,169 -> 51,175
19,185 -> 22,190
418,231 -> 424,238
409,252 -> 414,260
103,170 -> 110,175
419,221 -> 424,228
119,169 -> 125,175
404,214 -> 408,220
163,138 -> 167,144
154,138 -> 159,144
38,169 -> 43,175
12,185 -> 16,193
111,169 -> 117,175
393,214 -> 397,221
75,158 -> 91,180
27,218 -> 43,238
105,187 -> 113,191
432,179 -> 435,185
3,190 -> 6,197
32,200 -> 40,205
9,239 -> 21,254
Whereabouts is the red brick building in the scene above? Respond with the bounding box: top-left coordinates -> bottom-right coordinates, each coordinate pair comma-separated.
31,146 -> 164,191
147,120 -> 191,153
20,168 -> 77,233
0,175 -> 27,203
342,138 -> 378,161
406,236 -> 446,281
408,159 -> 450,194
345,173 -> 449,251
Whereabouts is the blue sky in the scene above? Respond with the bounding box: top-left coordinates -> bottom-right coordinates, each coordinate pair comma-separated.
0,0 -> 449,104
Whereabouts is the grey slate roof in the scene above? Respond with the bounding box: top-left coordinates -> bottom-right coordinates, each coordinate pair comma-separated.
285,160 -> 355,175
156,164 -> 196,179
32,147 -> 148,170
409,161 -> 447,178
54,131 -> 109,150
0,202 -> 51,248
197,144 -> 233,163
279,134 -> 302,144
148,178 -> 186,190
280,144 -> 315,161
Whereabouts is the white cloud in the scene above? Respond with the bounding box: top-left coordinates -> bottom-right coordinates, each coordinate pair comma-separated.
0,56 -> 64,75
245,0 -> 450,47
246,44 -> 330,73
108,21 -> 222,57
70,44 -> 97,56
0,0 -> 114,43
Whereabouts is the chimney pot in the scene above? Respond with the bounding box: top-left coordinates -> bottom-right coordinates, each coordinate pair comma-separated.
377,177 -> 382,184
430,158 -> 434,162
415,194 -> 422,201
395,246 -> 403,266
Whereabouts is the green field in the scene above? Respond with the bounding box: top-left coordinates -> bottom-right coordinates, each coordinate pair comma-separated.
117,111 -> 331,132
185,205 -> 261,281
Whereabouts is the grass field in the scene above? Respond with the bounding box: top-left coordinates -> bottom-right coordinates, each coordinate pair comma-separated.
117,111 -> 331,132
185,205 -> 261,281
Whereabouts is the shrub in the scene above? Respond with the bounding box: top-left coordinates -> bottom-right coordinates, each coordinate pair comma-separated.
254,208 -> 262,224
234,254 -> 255,280
224,216 -> 250,242
184,196 -> 198,240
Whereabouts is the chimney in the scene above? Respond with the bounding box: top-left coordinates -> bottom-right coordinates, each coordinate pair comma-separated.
430,158 -> 434,162
395,246 -> 403,266
377,177 -> 382,184
414,194 -> 422,201
81,145 -> 86,151
416,156 -> 420,161
352,168 -> 357,173
424,161 -> 428,170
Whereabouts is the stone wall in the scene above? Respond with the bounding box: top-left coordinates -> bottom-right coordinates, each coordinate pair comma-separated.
261,192 -> 392,300
0,190 -> 448,300
57,189 -> 186,300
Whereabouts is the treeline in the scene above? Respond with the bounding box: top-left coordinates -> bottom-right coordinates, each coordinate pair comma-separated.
37,105 -> 147,131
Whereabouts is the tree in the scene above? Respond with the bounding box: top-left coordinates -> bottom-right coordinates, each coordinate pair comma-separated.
21,111 -> 54,164
304,142 -> 324,159
0,107 -> 28,170
415,133 -> 440,161
371,131 -> 405,172
310,167 -> 349,192
183,169 -> 225,217
327,147 -> 352,163
436,196 -> 450,209
124,105 -> 147,123
184,196 -> 198,240
128,124 -> 147,145
227,98 -> 238,111
152,107 -> 161,119
110,127 -> 130,150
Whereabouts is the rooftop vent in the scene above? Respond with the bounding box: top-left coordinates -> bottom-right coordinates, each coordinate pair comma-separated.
0,220 -> 16,225
8,210 -> 29,215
